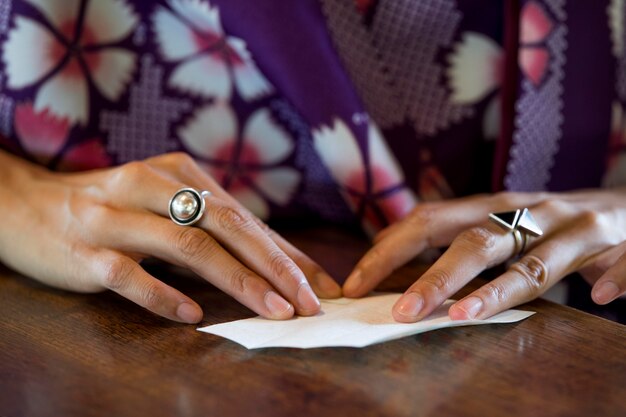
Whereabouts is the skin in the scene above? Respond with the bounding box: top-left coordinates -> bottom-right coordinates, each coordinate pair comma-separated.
343,191 -> 626,322
0,150 -> 342,324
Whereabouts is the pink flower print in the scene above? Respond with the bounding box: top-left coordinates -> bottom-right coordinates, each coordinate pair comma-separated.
153,0 -> 273,101
178,103 -> 299,219
14,102 -> 111,170
354,0 -> 376,14
313,118 -> 417,234
57,139 -> 112,172
415,149 -> 454,202
14,102 -> 69,164
519,1 -> 555,86
2,0 -> 138,125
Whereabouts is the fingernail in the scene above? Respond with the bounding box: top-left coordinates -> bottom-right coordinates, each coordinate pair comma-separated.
456,297 -> 483,319
593,281 -> 620,305
394,292 -> 423,319
315,272 -> 342,298
176,302 -> 203,323
264,291 -> 293,317
343,270 -> 362,296
297,283 -> 321,313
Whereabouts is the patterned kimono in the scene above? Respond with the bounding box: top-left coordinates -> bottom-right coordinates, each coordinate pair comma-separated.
0,0 -> 624,234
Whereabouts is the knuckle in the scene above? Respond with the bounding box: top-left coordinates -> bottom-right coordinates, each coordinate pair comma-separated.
78,202 -> 111,231
406,205 -> 435,227
458,227 -> 498,256
483,281 -> 510,304
142,284 -> 162,309
493,191 -> 521,207
422,269 -> 453,293
214,205 -> 253,233
173,228 -> 214,264
267,250 -> 300,281
101,257 -> 134,290
121,161 -> 151,184
366,246 -> 386,264
256,220 -> 275,237
492,191 -> 547,208
169,152 -> 196,167
108,161 -> 154,194
228,268 -> 251,295
536,198 -> 566,215
578,210 -> 605,231
510,255 -> 549,294
361,246 -> 391,274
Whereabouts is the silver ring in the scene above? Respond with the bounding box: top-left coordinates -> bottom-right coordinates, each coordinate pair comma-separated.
489,208 -> 542,257
511,229 -> 527,257
168,188 -> 211,226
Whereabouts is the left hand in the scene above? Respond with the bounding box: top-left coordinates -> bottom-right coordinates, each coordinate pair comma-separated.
342,190 -> 626,322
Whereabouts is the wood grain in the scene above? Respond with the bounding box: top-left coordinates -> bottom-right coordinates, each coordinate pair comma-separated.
0,226 -> 624,417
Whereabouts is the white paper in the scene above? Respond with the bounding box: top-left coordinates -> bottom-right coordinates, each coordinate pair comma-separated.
198,293 -> 535,349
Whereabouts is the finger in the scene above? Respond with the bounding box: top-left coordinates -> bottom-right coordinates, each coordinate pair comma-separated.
91,251 -> 204,324
592,251 -> 626,305
158,157 -> 341,298
150,154 -> 332,306
392,223 -> 516,322
343,196 -> 529,298
449,211 -> 609,320
267,228 -> 342,299
372,218 -> 406,244
106,160 -> 321,316
195,198 -> 320,315
448,254 -> 550,321
579,241 -> 626,284
92,209 -> 300,319
342,205 -> 445,298
154,151 -> 391,300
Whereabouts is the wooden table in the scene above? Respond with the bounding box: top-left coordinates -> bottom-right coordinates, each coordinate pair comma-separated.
1,226 -> 624,417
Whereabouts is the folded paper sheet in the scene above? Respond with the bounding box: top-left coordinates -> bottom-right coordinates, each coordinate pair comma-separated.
198,293 -> 535,349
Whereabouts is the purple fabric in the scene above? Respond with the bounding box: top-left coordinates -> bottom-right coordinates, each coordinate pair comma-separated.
549,0 -> 612,191
0,0 -> 623,231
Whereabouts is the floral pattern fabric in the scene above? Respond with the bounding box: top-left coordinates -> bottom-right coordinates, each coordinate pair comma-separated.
0,0 -> 624,234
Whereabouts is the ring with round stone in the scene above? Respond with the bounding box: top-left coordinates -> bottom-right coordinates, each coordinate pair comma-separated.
168,188 -> 212,226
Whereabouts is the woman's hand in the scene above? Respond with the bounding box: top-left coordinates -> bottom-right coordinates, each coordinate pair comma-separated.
343,190 -> 626,322
0,150 -> 341,323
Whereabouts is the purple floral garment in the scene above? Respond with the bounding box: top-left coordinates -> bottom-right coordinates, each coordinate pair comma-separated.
0,0 -> 624,235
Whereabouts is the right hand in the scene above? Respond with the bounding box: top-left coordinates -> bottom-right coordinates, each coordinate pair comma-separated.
0,150 -> 341,323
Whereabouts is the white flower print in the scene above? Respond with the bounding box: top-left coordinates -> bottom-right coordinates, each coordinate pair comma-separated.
152,0 -> 273,101
178,103 -> 299,219
447,32 -> 503,140
447,33 -> 503,105
447,3 -> 558,141
2,0 -> 139,125
312,118 -> 417,234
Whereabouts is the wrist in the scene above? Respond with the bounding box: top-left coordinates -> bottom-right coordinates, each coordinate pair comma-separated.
0,148 -> 51,189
